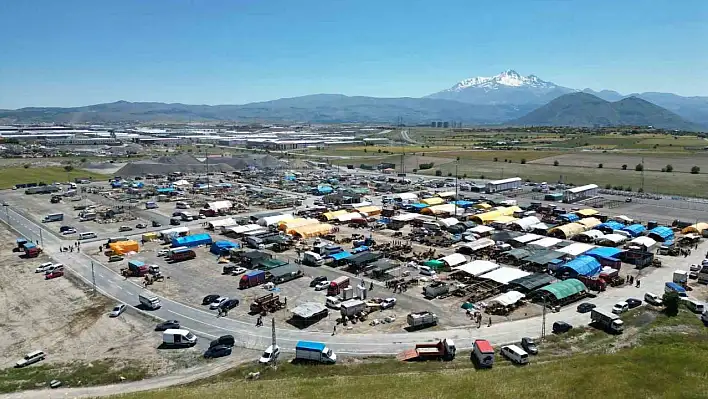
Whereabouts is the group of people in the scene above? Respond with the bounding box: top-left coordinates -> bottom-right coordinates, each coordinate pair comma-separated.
627,275 -> 640,288
59,241 -> 81,253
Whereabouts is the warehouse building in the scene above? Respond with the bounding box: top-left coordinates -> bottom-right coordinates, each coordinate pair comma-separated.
563,184 -> 599,203
485,177 -> 522,193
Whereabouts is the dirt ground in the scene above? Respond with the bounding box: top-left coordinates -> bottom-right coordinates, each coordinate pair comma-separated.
0,224 -> 202,373
530,152 -> 708,172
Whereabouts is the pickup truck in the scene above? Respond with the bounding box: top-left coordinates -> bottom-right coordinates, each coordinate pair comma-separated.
397,339 -> 456,362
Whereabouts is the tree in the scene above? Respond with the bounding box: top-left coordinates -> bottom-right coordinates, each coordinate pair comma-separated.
363,148 -> 367,153
80,158 -> 87,163
662,291 -> 680,316
520,158 -> 526,164
622,164 -> 627,170
638,187 -> 644,193
493,157 -> 498,162
665,164 -> 673,172
377,149 -> 382,153
598,163 -> 603,168
553,160 -> 559,166
456,156 -> 460,161
463,173 -> 467,178
447,172 -> 453,177
605,183 -> 612,189
23,163 -> 30,169
435,170 -> 442,176
691,166 -> 701,174
64,165 -> 74,172
635,163 -> 643,171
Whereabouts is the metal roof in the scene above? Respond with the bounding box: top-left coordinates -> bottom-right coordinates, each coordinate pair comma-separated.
539,278 -> 587,300
509,273 -> 556,291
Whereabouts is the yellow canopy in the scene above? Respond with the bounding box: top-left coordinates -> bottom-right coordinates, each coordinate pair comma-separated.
421,204 -> 458,215
356,205 -> 382,216
474,203 -> 492,209
141,233 -> 159,242
577,217 -> 601,229
292,223 -> 333,238
549,223 -> 586,239
321,210 -> 349,221
576,208 -> 599,217
421,197 -> 445,206
279,218 -> 318,231
491,215 -> 518,224
109,240 -> 139,255
682,223 -> 708,234
469,206 -> 522,224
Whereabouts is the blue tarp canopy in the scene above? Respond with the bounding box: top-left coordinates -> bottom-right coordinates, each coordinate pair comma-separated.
157,187 -> 175,193
172,233 -> 213,248
596,221 -> 624,232
648,226 -> 674,242
210,240 -> 240,254
316,185 -> 333,194
557,255 -> 601,277
284,175 -> 296,181
585,247 -> 623,261
408,203 -> 429,211
621,224 -> 646,237
453,200 -> 474,208
111,181 -> 122,188
328,251 -> 352,261
131,181 -> 144,188
351,246 -> 369,254
559,213 -> 580,222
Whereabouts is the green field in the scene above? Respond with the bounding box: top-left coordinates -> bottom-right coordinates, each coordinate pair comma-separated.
0,167 -> 107,189
114,308 -> 708,399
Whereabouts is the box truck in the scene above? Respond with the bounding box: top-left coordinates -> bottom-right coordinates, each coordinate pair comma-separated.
406,311 -> 438,329
295,341 -> 337,364
590,309 -> 624,334
472,339 -> 495,368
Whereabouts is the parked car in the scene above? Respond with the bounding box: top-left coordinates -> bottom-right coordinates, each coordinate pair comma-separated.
108,255 -> 124,262
644,292 -> 663,306
521,337 -> 538,355
204,344 -> 232,359
118,226 -> 133,232
61,229 -> 77,235
209,335 -> 235,348
35,262 -> 54,273
157,249 -> 169,257
626,298 -> 642,309
314,281 -> 330,291
577,302 -> 596,313
109,304 -> 127,317
219,299 -> 240,311
690,264 -> 701,272
155,320 -> 180,331
209,297 -> 229,310
202,294 -> 221,305
380,298 -> 397,309
309,276 -> 328,287
612,301 -> 629,314
231,267 -> 247,276
152,221 -> 162,227
45,270 -> 64,280
552,321 -> 573,334
136,223 -> 147,229
15,350 -> 46,368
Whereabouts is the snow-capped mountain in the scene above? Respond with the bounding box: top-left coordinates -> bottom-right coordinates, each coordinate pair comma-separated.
427,69 -> 574,105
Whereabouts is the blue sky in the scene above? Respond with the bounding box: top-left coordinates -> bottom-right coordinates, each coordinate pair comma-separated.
1,0 -> 706,108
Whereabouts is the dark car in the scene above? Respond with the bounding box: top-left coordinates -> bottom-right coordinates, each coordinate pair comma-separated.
152,220 -> 162,227
172,211 -> 182,217
155,320 -> 180,331
202,294 -> 221,305
59,225 -> 74,233
219,299 -> 240,311
553,321 -> 573,334
521,337 -> 538,355
136,223 -> 147,229
204,344 -> 232,359
170,218 -> 181,226
577,302 -> 596,313
626,298 -> 642,309
309,276 -> 328,287
209,334 -> 235,348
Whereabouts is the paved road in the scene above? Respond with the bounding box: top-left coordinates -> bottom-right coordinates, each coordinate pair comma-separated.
2,204 -> 692,357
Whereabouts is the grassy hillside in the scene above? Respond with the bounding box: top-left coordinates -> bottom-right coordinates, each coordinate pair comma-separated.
115,309 -> 708,399
0,166 -> 107,189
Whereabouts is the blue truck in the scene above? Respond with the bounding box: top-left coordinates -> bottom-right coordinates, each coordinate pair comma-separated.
665,282 -> 687,297
295,341 -> 337,364
239,269 -> 266,289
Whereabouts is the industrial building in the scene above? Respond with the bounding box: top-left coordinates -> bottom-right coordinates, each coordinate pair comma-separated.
485,177 -> 522,193
563,184 -> 599,203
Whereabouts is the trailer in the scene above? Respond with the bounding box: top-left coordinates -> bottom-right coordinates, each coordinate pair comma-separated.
327,276 -> 350,296
249,293 -> 284,313
168,248 -> 196,262
423,282 -> 450,299
406,311 -> 438,329
591,309 -> 624,334
122,260 -> 149,277
340,299 -> 367,318
240,269 -> 266,289
397,339 -> 456,361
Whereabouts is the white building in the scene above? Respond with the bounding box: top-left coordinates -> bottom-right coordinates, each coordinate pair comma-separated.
563,184 -> 599,203
486,177 -> 522,193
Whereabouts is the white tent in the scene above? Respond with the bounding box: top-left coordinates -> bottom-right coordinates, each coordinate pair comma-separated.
511,216 -> 542,232
614,215 -> 634,223
528,237 -> 562,249
206,200 -> 233,210
391,213 -> 420,222
489,291 -> 526,306
207,217 -> 238,229
439,217 -> 460,228
258,213 -> 293,227
579,230 -> 604,241
469,225 -> 494,235
596,234 -> 628,246
336,212 -> 363,222
479,267 -> 531,285
630,236 -> 657,248
459,238 -> 495,252
173,179 -> 190,187
439,253 -> 467,268
511,233 -> 543,245
453,260 -> 501,277
222,224 -> 263,235
556,243 -> 595,257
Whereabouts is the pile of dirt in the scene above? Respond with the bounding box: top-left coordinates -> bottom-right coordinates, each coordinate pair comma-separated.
116,161 -> 235,177
207,154 -> 286,170
154,154 -> 202,165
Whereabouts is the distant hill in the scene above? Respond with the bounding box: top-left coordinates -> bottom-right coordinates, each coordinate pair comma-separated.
0,96 -> 534,125
511,93 -> 703,131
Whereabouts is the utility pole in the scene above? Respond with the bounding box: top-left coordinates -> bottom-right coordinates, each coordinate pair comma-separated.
91,261 -> 96,294
271,318 -> 278,369
455,160 -> 459,217
541,296 -> 547,340
640,157 -> 645,192
39,229 -> 43,247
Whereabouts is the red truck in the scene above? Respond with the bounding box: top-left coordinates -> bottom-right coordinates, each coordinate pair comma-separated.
327,276 -> 350,296
577,275 -> 607,292
169,248 -> 196,262
397,339 -> 456,362
239,269 -> 266,289
22,242 -> 43,258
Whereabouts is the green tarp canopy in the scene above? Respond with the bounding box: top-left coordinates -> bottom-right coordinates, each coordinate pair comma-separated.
539,278 -> 587,300
424,259 -> 446,270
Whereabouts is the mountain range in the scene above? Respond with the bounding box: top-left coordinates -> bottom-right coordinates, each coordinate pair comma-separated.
1,70 -> 706,130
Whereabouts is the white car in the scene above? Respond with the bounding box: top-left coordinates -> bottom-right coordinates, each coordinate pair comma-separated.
209,297 -> 229,310
35,262 -> 53,273
157,249 -> 170,257
259,344 -> 281,364
314,281 -> 330,291
231,267 -> 247,276
380,298 -> 397,309
109,304 -> 127,317
44,264 -> 64,275
612,301 -> 629,314
61,229 -> 77,235
690,264 -> 701,272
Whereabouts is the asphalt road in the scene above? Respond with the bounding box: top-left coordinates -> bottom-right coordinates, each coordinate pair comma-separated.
2,203 -> 693,357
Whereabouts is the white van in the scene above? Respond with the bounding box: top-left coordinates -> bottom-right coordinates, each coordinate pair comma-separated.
175,201 -> 190,209
500,345 -> 529,365
79,232 -> 97,240
15,350 -> 46,368
685,298 -> 705,314
418,265 -> 436,276
326,296 -> 341,309
644,292 -> 663,306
